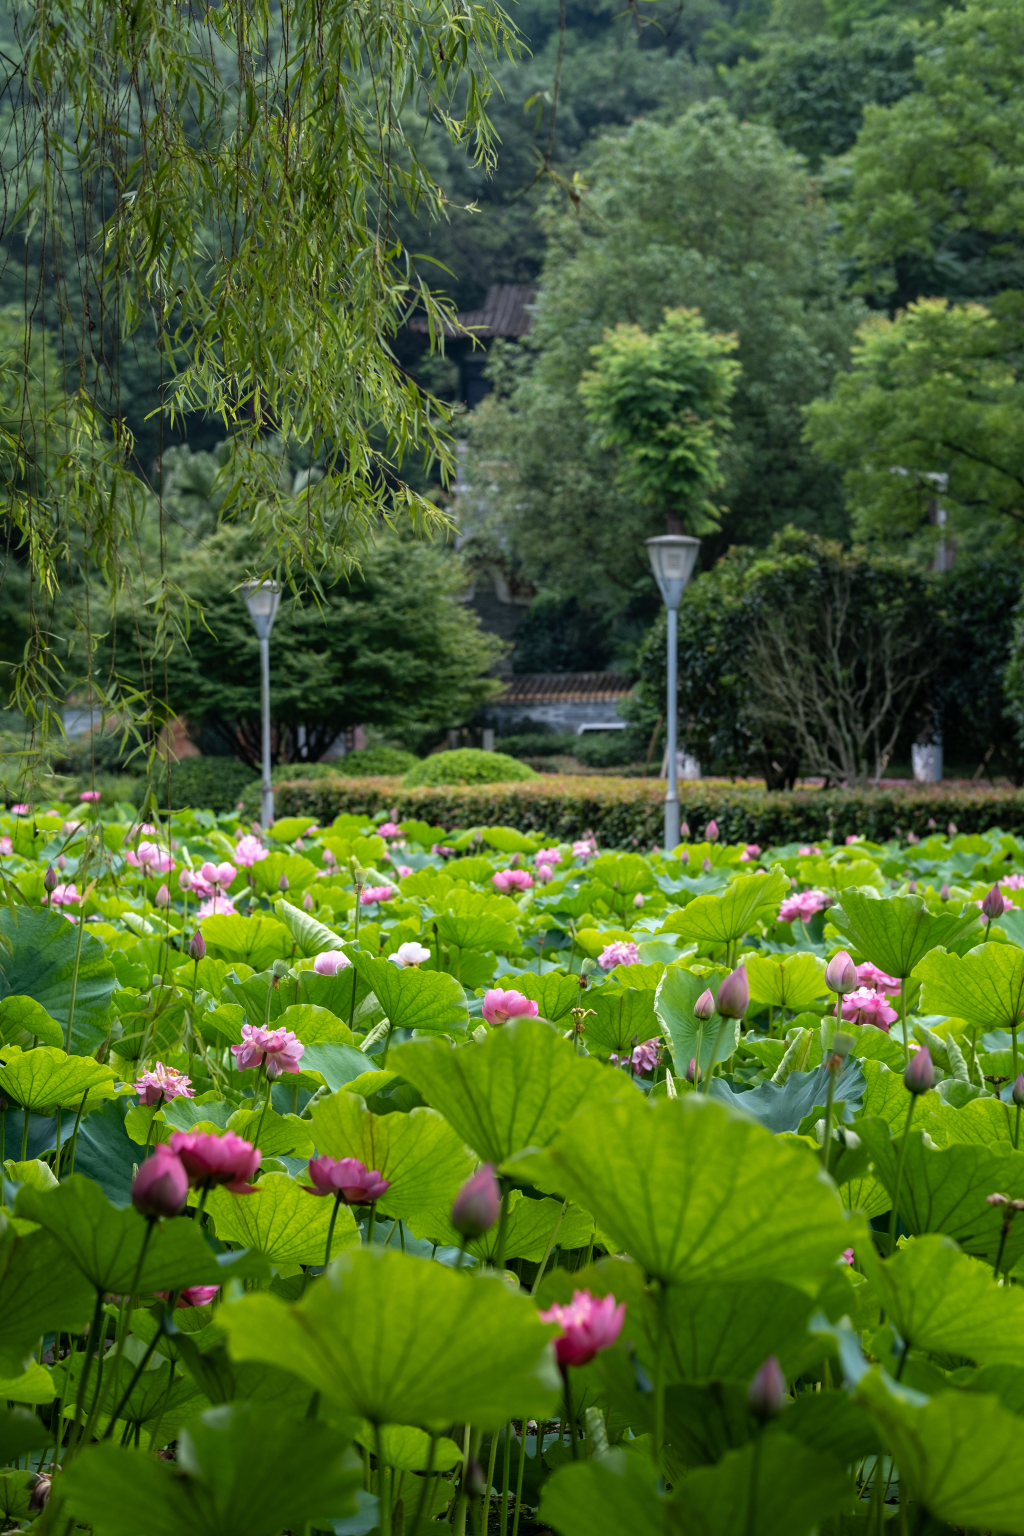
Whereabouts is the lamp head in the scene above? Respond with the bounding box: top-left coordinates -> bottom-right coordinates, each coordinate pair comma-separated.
645,535 -> 701,609
242,580 -> 282,639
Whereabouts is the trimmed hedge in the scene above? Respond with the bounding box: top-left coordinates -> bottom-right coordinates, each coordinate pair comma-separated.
245,774 -> 1024,846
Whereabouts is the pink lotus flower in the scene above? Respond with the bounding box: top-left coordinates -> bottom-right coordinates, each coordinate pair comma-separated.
825,950 -> 858,994
155,883 -> 170,908
452,1165 -> 501,1238
778,889 -> 828,924
482,988 -> 540,1026
705,820 -> 719,842
1001,873 -> 1024,890
798,845 -> 821,856
131,1147 -> 189,1218
79,790 -> 101,803
536,864 -> 554,883
610,1039 -> 659,1074
534,848 -> 562,869
303,1155 -> 390,1203
360,885 -> 394,905
856,961 -> 900,995
125,841 -> 175,875
492,869 -> 533,894
539,1289 -> 626,1368
845,834 -> 862,846
196,894 -> 236,918
396,864 -> 413,878
44,883 -> 81,909
390,941 -> 431,967
313,950 -> 351,975
598,940 -> 640,970
739,844 -> 761,862
841,987 -> 898,1032
231,1023 -> 305,1078
11,803 -> 29,814
431,843 -> 454,856
841,1248 -> 854,1265
134,1062 -> 195,1105
234,834 -> 268,867
378,822 -> 402,837
168,1129 -> 261,1192
175,1285 -> 220,1308
200,860 -> 237,891
0,836 -> 12,856
978,889 -> 1014,918
322,848 -> 337,868
572,840 -> 594,861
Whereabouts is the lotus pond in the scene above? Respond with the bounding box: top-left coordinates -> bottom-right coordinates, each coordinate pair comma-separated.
2,797 -> 1024,1535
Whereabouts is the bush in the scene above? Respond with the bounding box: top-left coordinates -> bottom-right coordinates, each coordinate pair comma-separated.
269,748 -> 417,782
401,749 -> 538,787
139,756 -> 259,813
255,773 -> 1024,847
495,732 -> 577,759
573,732 -> 637,769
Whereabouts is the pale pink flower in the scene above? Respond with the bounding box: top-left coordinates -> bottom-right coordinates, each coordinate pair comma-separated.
360,885 -> 394,905
798,845 -> 821,856
304,1155 -> 390,1202
61,820 -> 82,835
1001,873 -> 1024,890
610,1040 -> 659,1074
378,822 -> 402,837
11,803 -> 29,814
845,834 -> 862,846
534,848 -> 562,869
482,988 -> 540,1026
739,843 -> 761,861
841,987 -> 898,1032
778,890 -> 828,924
390,942 -> 431,967
538,1290 -> 625,1368
155,883 -> 170,908
200,860 -> 237,891
313,950 -> 351,975
856,961 -> 901,995
79,790 -> 101,803
234,834 -> 268,867
633,892 -> 645,909
396,864 -> 413,878
536,864 -> 554,883
196,894 -> 236,918
125,840 -> 175,875
322,848 -> 337,868
134,1062 -> 194,1105
492,869 -> 533,894
841,1248 -> 855,1265
431,842 -> 455,856
231,1023 -> 305,1078
572,840 -> 595,860
168,1129 -> 261,1192
598,940 -> 640,970
0,836 -> 12,856
44,883 -> 81,909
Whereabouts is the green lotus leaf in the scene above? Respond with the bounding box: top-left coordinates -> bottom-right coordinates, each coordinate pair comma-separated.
391,1017 -> 626,1164
861,1233 -> 1024,1366
914,942 -> 1024,1030
268,817 -> 317,843
0,997 -> 64,1050
586,986 -> 661,1056
511,1096 -> 851,1286
274,898 -> 347,957
0,906 -> 116,1054
0,1361 -> 55,1403
250,853 -> 318,897
510,972 -> 587,1023
538,1453 -> 665,1536
220,1246 -> 561,1430
224,1107 -> 315,1159
0,1406 -> 52,1463
310,1092 -> 474,1231
0,1223 -> 95,1374
352,952 -> 468,1035
654,965 -> 735,1076
298,1042 -> 379,1092
353,1421 -> 463,1473
745,954 -> 827,1010
276,1003 -> 353,1045
857,1368 -> 1024,1533
203,1173 -> 358,1266
55,1349 -> 208,1445
420,1189 -> 594,1263
671,1432 -> 852,1536
198,914 -> 291,971
855,1058 -> 941,1130
435,890 -> 518,952
828,892 -> 980,979
0,1047 -> 120,1112
666,870 -> 789,946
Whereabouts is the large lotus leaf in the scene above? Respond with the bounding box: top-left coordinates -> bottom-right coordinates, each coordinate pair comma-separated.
862,1234 -> 1024,1366
310,1093 -> 474,1230
513,1096 -> 851,1286
54,1349 -> 207,1443
511,972 -> 586,1023
351,952 -> 468,1034
0,1406 -> 51,1463
588,853 -> 657,897
204,1173 -> 359,1266
295,1043 -> 379,1093
296,965 -> 372,1021
224,1106 -> 315,1159
586,987 -> 660,1056
0,997 -> 64,1050
435,890 -> 518,952
0,1047 -> 120,1112
855,1058 -> 941,1130
539,1453 -> 667,1536
198,914 -> 291,971
276,1003 -> 353,1045
353,1421 -> 463,1473
0,906 -> 116,1053
843,1025 -> 907,1072
670,1433 -> 851,1536
275,899 -> 347,958
914,943 -> 1024,1030
857,1368 -> 1024,1533
856,1117 -> 1024,1266
391,1018 -> 626,1165
745,954 -> 827,1010
922,1096 -> 1016,1150
71,1098 -> 142,1207
0,1362 -> 56,1404
58,1405 -> 362,1536
828,892 -> 979,978
481,826 -> 544,855
14,1175 -> 270,1293
709,1056 -> 865,1134
220,1246 -> 562,1429
420,1190 -> 594,1263
654,966 -> 734,1075
666,870 -> 789,945
250,853 -> 318,897
0,1223 -> 94,1374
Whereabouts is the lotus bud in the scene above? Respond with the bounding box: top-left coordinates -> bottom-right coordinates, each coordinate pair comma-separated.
824,950 -> 858,994
679,848 -> 689,865
686,1057 -> 701,1084
43,865 -> 58,893
323,847 -> 336,867
272,958 -> 290,978
705,820 -> 719,842
1013,1074 -> 1024,1108
702,856 -> 712,874
680,821 -> 690,841
982,885 -> 1005,922
189,929 -> 206,962
693,988 -> 716,1022
633,893 -> 645,909
904,1047 -> 934,1096
715,965 -> 749,1019
907,879 -> 918,894
179,868 -> 193,891
57,853 -> 67,871
747,1356 -> 786,1420
131,1148 -> 189,1219
948,822 -> 957,838
940,883 -> 950,902
303,891 -> 315,912
451,1165 -> 501,1240
155,883 -> 170,908
278,874 -> 289,892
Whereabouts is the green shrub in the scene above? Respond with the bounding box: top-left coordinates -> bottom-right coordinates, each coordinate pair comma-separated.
495,732 -> 576,759
331,746 -> 418,777
138,756 -> 259,813
573,732 -> 637,769
401,749 -> 538,787
255,773 -> 1024,847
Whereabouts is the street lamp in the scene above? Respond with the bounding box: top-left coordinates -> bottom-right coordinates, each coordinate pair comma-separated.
645,535 -> 701,852
242,580 -> 282,829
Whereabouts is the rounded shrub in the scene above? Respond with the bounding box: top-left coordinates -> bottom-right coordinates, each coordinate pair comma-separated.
136,756 -> 259,812
331,746 -> 418,777
402,749 -> 538,787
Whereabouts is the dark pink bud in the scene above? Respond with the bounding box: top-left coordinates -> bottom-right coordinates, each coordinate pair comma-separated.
451,1165 -> 501,1239
686,1058 -> 701,1083
702,856 -> 712,873
132,1148 -> 189,1219
189,929 -> 206,962
940,884 -> 950,902
747,1356 -> 787,1420
982,885 -> 1005,921
705,820 -> 719,842
904,1048 -> 934,1096
1013,1075 -> 1024,1109
680,821 -> 690,840
824,949 -> 858,994
278,874 -> 289,891
715,965 -> 749,1019
693,988 -> 715,1022
44,865 -> 58,892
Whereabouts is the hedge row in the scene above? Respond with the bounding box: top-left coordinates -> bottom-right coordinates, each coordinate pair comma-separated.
246,774 -> 1024,846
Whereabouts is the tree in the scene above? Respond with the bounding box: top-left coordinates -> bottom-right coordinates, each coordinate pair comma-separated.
109,528 -> 503,766
578,308 -> 739,536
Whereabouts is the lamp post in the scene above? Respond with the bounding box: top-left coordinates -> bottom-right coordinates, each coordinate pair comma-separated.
242,580 -> 282,829
645,535 -> 701,852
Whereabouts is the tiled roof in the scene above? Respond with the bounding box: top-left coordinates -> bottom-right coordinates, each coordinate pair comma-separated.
497,672 -> 631,704
409,284 -> 535,339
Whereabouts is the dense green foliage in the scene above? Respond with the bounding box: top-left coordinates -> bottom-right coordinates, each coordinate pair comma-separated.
402,749 -> 538,787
